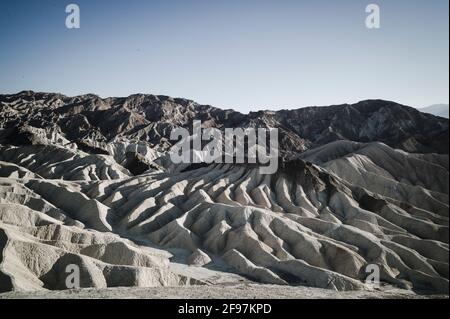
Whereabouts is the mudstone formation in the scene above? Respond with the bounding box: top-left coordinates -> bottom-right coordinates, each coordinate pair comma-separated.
0,91 -> 448,294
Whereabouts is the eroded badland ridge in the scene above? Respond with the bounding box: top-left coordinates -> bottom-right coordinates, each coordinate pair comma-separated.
0,91 -> 448,296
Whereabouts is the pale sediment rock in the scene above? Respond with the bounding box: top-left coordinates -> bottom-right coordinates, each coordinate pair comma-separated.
0,93 -> 448,295
187,249 -> 212,267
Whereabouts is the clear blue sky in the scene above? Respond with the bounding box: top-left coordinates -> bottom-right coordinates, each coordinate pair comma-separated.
0,0 -> 448,113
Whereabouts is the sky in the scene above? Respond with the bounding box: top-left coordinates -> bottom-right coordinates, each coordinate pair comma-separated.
0,0 -> 448,113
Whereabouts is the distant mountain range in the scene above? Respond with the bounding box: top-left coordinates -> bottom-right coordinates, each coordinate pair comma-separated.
1,91 -> 448,156
419,104 -> 449,118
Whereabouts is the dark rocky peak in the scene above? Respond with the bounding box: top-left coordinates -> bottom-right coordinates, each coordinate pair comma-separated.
1,92 -> 448,155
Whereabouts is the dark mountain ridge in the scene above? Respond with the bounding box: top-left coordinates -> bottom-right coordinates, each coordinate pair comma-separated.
1,91 -> 448,156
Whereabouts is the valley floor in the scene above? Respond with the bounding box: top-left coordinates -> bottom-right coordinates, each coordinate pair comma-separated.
0,284 -> 448,299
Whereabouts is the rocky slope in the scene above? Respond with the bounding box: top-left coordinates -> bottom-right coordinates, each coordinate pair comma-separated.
1,91 -> 448,157
0,91 -> 448,295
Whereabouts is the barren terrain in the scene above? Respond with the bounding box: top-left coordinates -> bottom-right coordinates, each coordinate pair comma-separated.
0,91 -> 448,298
